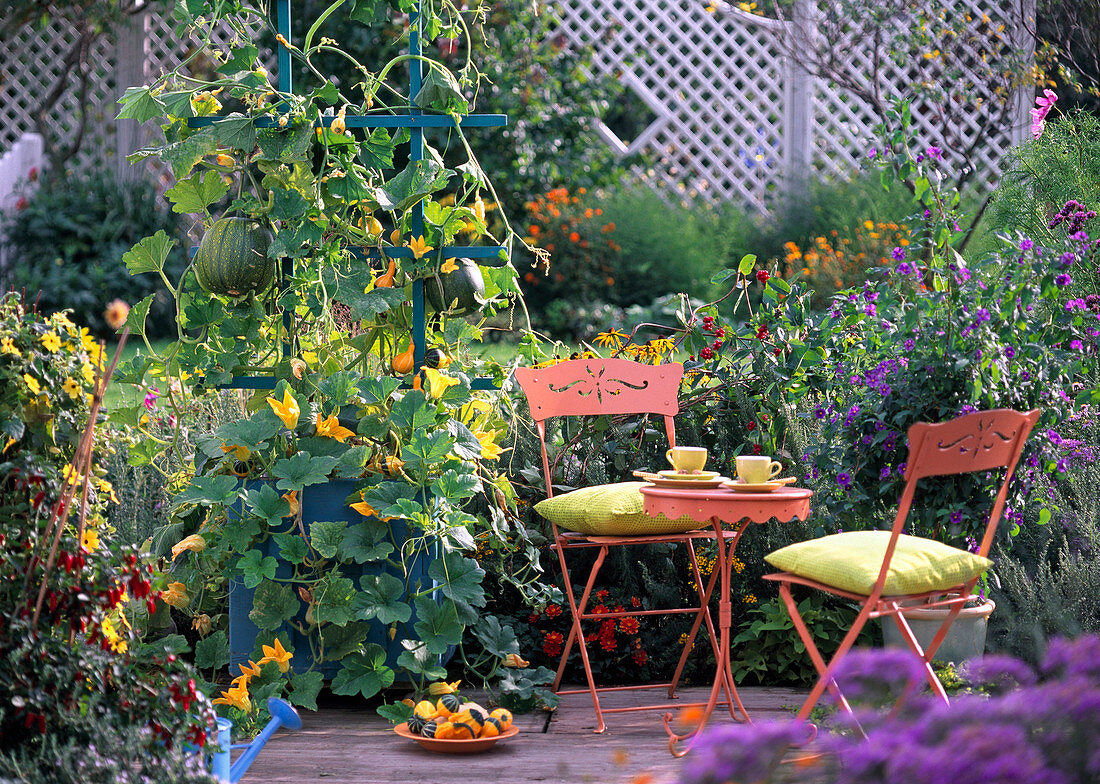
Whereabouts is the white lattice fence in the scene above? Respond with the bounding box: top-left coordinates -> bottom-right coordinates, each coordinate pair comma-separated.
555,0 -> 1034,208
2,5 -> 271,183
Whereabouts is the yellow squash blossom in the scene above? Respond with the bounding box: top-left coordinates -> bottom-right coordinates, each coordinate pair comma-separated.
39,332 -> 61,352
212,682 -> 251,712
220,442 -> 250,461
22,374 -> 41,395
238,659 -> 264,680
282,489 -> 300,517
422,367 -> 459,400
405,235 -> 434,259
428,680 -> 461,696
260,638 -> 293,673
161,581 -> 190,608
351,499 -> 377,517
95,478 -> 119,503
315,413 -> 355,443
501,653 -> 530,668
473,429 -> 505,461
1,337 -> 21,357
266,389 -> 300,429
440,258 -> 458,274
171,534 -> 206,561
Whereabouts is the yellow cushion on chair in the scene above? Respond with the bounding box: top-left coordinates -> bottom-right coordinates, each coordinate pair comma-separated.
534,482 -> 705,536
764,530 -> 992,596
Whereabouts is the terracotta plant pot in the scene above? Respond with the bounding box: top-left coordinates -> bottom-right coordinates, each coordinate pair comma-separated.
880,599 -> 995,663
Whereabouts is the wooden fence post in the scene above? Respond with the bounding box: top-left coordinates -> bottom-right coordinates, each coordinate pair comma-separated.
781,0 -> 816,203
114,3 -> 149,182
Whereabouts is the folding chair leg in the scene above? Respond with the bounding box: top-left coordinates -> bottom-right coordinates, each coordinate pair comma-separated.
668,539 -> 724,701
553,543 -> 610,733
778,583 -> 868,728
889,603 -> 965,706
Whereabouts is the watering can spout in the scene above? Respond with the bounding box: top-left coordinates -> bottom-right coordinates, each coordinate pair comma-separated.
222,697 -> 301,783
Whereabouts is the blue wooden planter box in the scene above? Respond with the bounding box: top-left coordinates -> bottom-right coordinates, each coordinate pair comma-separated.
228,479 -> 438,678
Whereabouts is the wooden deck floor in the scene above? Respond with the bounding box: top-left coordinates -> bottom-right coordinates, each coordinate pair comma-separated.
240,685 -> 807,784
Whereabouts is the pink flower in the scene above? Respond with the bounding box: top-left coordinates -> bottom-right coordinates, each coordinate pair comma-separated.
1030,89 -> 1057,139
143,387 -> 160,410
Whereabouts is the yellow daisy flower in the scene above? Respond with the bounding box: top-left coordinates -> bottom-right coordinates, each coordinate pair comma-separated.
39,333 -> 61,353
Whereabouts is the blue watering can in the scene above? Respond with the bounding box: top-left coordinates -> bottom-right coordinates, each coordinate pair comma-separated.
209,698 -> 302,783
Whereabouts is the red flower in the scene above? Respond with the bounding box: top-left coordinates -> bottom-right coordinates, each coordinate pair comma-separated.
15,196 -> 28,211
528,612 -> 541,624
632,648 -> 648,666
618,616 -> 640,635
542,631 -> 564,657
631,597 -> 642,608
596,589 -> 609,600
592,604 -> 608,615
545,604 -> 562,618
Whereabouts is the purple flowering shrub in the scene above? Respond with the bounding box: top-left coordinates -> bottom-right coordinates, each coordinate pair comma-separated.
679,636 -> 1100,784
795,108 -> 1096,547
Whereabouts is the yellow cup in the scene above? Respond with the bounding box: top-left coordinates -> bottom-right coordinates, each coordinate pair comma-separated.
735,455 -> 782,484
665,446 -> 708,472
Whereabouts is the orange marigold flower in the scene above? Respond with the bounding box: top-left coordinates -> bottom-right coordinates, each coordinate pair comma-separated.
529,225 -> 540,235
601,222 -> 615,233
569,231 -> 580,243
584,208 -> 594,219
595,208 -> 603,216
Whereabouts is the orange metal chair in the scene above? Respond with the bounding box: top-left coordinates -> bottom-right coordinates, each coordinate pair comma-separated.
515,358 -> 741,733
764,408 -> 1040,726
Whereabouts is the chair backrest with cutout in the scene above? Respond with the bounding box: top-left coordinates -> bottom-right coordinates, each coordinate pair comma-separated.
881,408 -> 1040,588
514,359 -> 684,500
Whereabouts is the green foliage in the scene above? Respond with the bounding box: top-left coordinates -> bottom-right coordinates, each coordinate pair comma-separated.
731,593 -> 872,687
601,188 -> 727,307
0,171 -> 187,338
988,110 -> 1100,283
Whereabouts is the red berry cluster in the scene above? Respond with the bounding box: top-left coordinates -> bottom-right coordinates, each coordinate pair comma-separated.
696,316 -> 726,362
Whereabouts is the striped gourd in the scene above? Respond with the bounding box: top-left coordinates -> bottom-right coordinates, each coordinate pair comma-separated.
194,217 -> 274,296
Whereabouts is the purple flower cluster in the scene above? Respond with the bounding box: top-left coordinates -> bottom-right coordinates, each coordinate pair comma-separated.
1049,200 -> 1097,235
680,636 -> 1100,784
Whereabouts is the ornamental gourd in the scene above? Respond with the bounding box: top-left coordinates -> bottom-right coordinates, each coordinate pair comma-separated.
194,217 -> 275,296
425,259 -> 485,316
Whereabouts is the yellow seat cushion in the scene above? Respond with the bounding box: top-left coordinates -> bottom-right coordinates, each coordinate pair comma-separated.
765,530 -> 992,596
533,482 -> 705,536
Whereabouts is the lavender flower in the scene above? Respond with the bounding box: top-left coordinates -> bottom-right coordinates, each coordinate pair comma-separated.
837,472 -> 852,489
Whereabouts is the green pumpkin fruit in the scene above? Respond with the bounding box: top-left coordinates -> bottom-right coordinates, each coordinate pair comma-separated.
194,216 -> 275,296
425,259 -> 485,316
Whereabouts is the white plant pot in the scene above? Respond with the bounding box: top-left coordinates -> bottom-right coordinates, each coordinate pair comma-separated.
880,599 -> 995,663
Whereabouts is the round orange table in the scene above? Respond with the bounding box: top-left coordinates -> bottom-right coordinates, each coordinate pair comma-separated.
639,484 -> 813,756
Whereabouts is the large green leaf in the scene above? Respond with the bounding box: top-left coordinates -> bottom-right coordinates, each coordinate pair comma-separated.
396,641 -> 448,680
428,552 -> 485,623
374,159 -> 451,212
249,579 -> 299,631
289,671 -> 324,711
213,114 -> 257,152
160,126 -> 220,179
272,531 -> 310,564
218,413 -> 281,454
271,454 -> 339,491
430,469 -> 479,502
117,86 -> 166,122
123,231 -> 175,275
338,520 -> 393,564
319,621 -> 371,661
165,171 -> 229,215
124,294 -> 156,338
360,127 -> 396,170
412,595 -> 463,655
257,124 -> 314,162
471,614 -> 520,658
354,572 -> 412,624
389,393 -> 436,432
237,549 -> 278,588
330,644 -> 394,699
401,430 -> 452,475
194,630 -> 230,670
244,482 -> 290,525
309,520 -> 346,560
222,515 -> 261,552
173,475 -> 240,508
413,67 -> 468,114
312,573 -> 356,626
